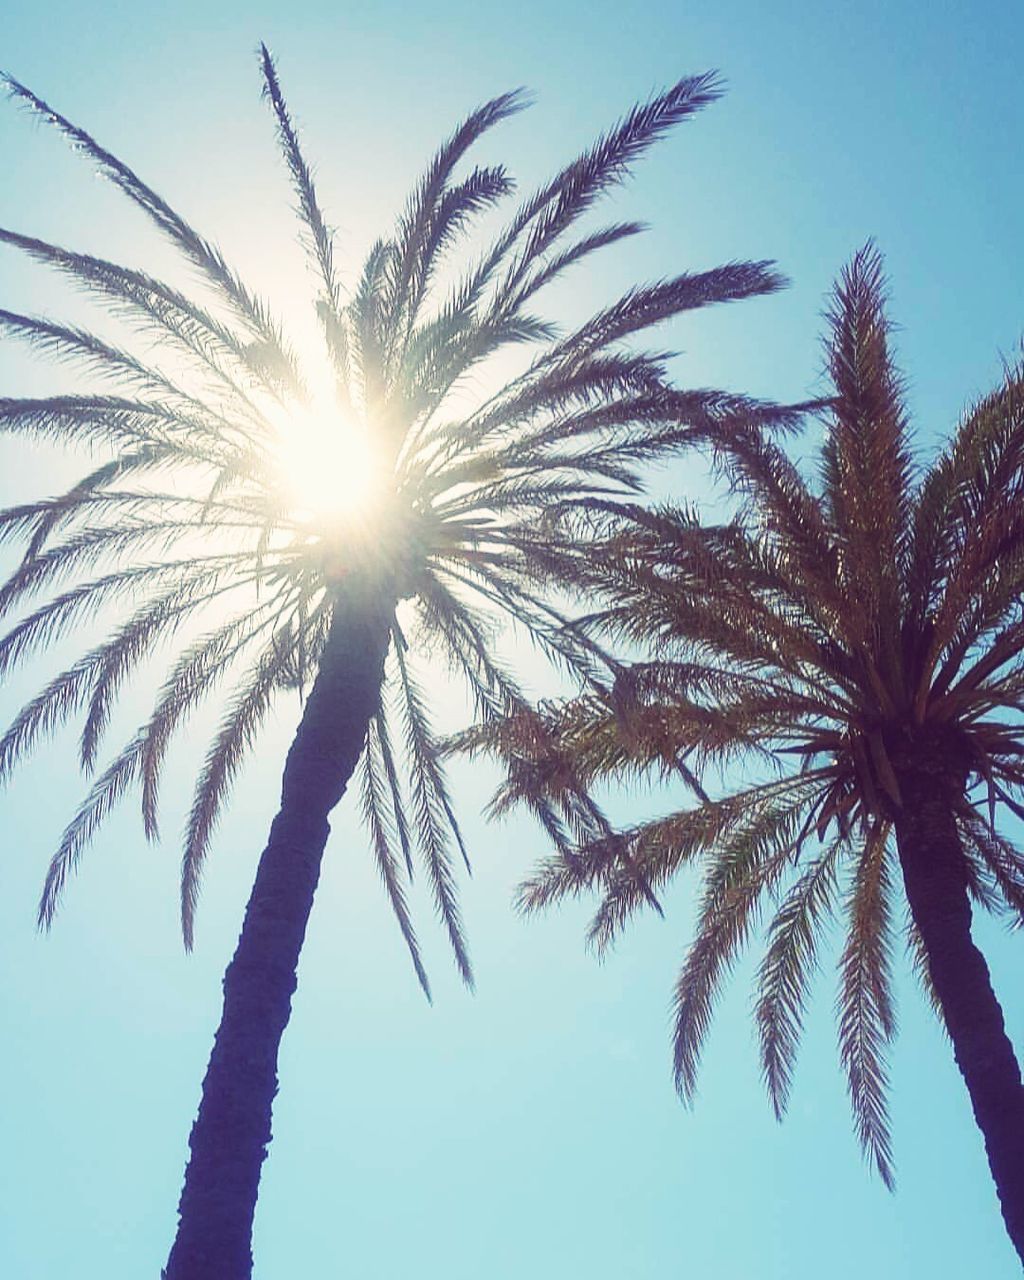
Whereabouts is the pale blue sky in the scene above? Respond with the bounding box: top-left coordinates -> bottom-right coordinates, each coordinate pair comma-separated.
1,2 -> 1022,1277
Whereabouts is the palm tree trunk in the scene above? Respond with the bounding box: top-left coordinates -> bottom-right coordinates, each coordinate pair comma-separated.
164,581 -> 394,1280
894,757 -> 1024,1266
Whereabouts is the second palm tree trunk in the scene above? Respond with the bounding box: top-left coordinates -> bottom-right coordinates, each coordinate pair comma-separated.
164,580 -> 394,1280
894,752 -> 1024,1267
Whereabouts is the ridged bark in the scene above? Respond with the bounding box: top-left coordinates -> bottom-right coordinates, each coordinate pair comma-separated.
894,748 -> 1024,1267
164,581 -> 394,1280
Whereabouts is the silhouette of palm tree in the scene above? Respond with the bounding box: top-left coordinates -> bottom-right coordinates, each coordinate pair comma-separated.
0,49 -> 785,1278
463,246 -> 1024,1263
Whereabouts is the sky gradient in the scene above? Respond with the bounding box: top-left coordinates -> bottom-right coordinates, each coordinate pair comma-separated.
2,2 -> 1023,1277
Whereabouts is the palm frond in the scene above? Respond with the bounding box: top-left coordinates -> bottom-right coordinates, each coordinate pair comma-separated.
386,89 -> 528,349
837,825 -> 896,1189
3,72 -> 306,396
821,244 -> 911,629
360,715 -> 431,997
756,838 -> 842,1117
257,42 -> 351,398
492,73 -> 724,306
392,640 -> 473,987
37,733 -> 145,928
0,227 -> 277,410
181,640 -> 293,947
671,789 -> 815,1100
140,602 -> 295,841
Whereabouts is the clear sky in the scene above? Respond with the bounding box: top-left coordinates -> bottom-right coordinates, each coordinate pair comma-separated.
1,2 -> 1022,1277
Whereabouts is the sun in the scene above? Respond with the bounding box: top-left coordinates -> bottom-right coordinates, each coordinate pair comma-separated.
273,399 -> 384,528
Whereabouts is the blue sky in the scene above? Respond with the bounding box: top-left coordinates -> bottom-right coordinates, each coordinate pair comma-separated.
1,2 -> 1022,1277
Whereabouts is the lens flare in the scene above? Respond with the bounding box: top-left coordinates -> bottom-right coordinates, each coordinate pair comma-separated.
274,401 -> 382,526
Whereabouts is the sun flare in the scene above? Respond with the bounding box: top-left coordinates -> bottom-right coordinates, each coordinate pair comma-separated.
273,400 -> 383,527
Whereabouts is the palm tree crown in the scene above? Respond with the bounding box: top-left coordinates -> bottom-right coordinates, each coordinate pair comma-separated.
459,245 -> 1024,1255
0,51 -> 781,983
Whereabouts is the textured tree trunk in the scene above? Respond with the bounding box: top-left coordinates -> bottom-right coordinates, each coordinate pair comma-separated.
164,581 -> 394,1280
894,752 -> 1024,1267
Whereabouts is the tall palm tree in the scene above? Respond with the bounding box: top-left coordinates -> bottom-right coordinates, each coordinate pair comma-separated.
0,50 -> 787,1279
459,247 -> 1024,1263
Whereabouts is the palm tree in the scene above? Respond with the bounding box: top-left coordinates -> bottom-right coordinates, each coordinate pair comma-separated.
459,246 -> 1024,1262
0,50 -> 787,1279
